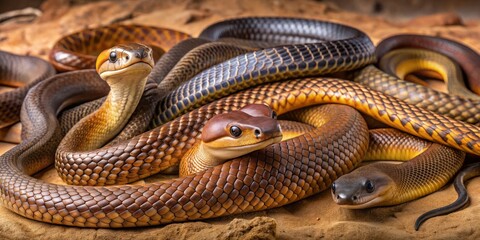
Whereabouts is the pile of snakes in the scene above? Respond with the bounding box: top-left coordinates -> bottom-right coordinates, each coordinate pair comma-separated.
1,17 -> 480,230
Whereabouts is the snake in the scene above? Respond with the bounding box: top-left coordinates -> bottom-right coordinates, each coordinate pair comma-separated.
336,35 -> 480,229
54,17 -> 377,186
178,103 -> 283,177
331,128 -> 465,230
415,161 -> 480,230
341,34 -> 480,229
0,50 -> 55,128
374,34 -> 480,95
354,35 -> 480,125
151,17 -> 376,126
378,48 -> 480,99
1,17 -> 480,229
49,24 -> 191,72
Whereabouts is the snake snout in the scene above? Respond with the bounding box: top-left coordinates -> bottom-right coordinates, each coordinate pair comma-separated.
135,47 -> 150,60
331,180 -> 364,206
333,192 -> 358,205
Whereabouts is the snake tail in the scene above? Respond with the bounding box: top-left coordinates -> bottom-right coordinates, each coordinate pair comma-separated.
415,162 -> 480,230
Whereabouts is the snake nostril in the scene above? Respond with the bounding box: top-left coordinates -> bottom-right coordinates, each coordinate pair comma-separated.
135,49 -> 148,59
254,129 -> 261,137
352,195 -> 358,201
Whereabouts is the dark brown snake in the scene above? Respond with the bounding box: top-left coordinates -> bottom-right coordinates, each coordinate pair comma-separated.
375,34 -> 480,95
0,17 -> 478,229
0,51 -> 55,128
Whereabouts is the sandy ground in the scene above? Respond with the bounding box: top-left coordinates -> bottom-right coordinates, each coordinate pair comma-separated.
1,0 -> 480,239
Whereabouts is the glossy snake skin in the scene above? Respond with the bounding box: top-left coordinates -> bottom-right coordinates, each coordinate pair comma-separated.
4,76 -> 480,227
56,18 -> 376,185
0,51 -> 55,128
0,17 -> 479,229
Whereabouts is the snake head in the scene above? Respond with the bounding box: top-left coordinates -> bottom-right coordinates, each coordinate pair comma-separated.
239,103 -> 278,119
201,104 -> 283,161
331,163 -> 395,209
96,43 -> 155,81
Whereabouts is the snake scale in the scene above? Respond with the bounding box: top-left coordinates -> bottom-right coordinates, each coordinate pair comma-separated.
55,18 -> 376,186
0,17 -> 479,229
375,34 -> 480,95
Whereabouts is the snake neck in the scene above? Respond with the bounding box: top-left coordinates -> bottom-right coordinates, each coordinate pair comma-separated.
60,76 -> 147,151
179,142 -> 220,177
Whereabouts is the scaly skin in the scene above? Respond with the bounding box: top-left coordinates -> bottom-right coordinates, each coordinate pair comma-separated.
378,48 -> 480,100
4,77 -> 480,227
332,128 -> 465,209
2,17 -> 479,229
375,34 -> 480,95
354,65 -> 480,125
55,17 -> 376,185
0,51 -> 55,128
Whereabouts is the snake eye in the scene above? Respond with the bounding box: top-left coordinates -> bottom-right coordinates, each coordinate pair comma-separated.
230,125 -> 242,138
331,182 -> 336,194
365,180 -> 375,193
271,111 -> 277,119
109,51 -> 117,62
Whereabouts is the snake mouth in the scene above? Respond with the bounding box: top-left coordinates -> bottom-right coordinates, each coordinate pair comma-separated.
206,134 -> 283,160
335,195 -> 386,209
332,181 -> 392,209
114,60 -> 154,73
99,61 -> 154,79
215,135 -> 283,151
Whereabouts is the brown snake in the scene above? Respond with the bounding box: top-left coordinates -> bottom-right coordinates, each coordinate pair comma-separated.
0,17 -> 479,228
49,24 -> 191,72
0,51 -> 55,128
3,70 -> 479,227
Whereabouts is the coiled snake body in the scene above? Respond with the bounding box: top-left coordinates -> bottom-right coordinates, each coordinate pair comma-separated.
0,51 -> 55,128
0,17 -> 478,228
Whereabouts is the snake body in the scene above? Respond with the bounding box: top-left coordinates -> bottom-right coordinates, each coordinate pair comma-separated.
0,17 -> 479,229
54,18 -> 376,185
49,24 -> 191,72
5,72 -> 480,227
375,34 -> 480,95
153,17 -> 376,126
354,65 -> 480,125
332,128 -> 465,208
378,48 -> 480,99
0,51 -> 55,128
415,162 -> 480,230
49,26 -> 199,147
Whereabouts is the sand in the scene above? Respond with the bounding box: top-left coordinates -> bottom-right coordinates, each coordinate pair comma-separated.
0,0 -> 480,239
